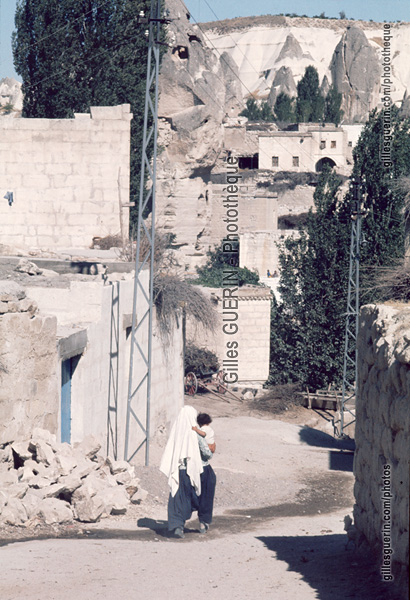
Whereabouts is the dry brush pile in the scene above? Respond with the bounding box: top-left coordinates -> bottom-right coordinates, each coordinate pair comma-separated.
0,428 -> 147,527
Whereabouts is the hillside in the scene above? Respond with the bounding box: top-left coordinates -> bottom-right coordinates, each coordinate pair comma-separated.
196,16 -> 410,122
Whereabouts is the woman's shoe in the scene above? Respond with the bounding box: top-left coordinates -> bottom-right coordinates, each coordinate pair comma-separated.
174,527 -> 184,538
199,522 -> 209,534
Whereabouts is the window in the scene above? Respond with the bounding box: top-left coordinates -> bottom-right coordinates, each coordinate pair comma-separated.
331,140 -> 336,148
272,156 -> 279,167
348,141 -> 353,148
320,140 -> 326,150
292,156 -> 299,167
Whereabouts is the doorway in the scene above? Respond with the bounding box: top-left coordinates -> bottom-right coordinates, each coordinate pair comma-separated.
61,355 -> 80,443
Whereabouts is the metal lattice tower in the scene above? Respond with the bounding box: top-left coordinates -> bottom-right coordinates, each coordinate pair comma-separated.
124,0 -> 165,465
334,181 -> 364,438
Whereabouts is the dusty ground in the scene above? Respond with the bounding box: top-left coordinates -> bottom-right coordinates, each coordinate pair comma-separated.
0,393 -> 403,600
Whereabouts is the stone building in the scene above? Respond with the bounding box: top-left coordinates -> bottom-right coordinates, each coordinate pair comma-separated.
259,123 -> 349,173
186,285 -> 272,386
0,105 -> 132,254
0,270 -> 184,462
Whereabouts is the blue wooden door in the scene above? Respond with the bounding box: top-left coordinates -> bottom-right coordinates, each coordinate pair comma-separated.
61,359 -> 72,443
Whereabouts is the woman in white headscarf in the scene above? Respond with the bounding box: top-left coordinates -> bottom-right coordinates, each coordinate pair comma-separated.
160,405 -> 212,538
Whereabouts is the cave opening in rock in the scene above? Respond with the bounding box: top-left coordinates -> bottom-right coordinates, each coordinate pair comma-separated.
172,45 -> 189,59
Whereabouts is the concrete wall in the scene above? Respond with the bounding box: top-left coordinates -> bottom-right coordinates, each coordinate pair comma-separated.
187,285 -> 272,385
354,303 -> 409,593
0,312 -> 59,445
0,105 -> 132,253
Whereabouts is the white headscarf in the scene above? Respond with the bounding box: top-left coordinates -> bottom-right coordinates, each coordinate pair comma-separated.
159,405 -> 203,497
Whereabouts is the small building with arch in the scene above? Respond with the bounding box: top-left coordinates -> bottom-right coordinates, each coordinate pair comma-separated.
258,122 -> 349,172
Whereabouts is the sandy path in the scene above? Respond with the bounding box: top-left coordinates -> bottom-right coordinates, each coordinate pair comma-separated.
0,401 -> 400,600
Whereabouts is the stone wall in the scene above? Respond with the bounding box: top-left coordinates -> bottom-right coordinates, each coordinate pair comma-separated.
186,285 -> 272,385
156,177 -> 277,272
354,303 -> 409,594
0,282 -> 59,445
0,105 -> 132,253
240,230 -> 299,276
0,274 -> 184,463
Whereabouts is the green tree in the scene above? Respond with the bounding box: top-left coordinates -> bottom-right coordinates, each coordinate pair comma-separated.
269,166 -> 350,388
194,241 -> 260,287
324,85 -> 343,125
259,101 -> 275,122
273,92 -> 295,123
347,107 -> 410,299
12,0 -> 158,223
269,107 -> 410,389
240,98 -> 261,121
296,66 -> 324,122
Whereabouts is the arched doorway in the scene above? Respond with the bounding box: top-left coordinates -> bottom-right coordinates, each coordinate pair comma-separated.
315,157 -> 336,172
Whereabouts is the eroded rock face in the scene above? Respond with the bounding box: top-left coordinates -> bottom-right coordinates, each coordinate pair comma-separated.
0,78 -> 23,114
330,26 -> 380,122
156,0 -> 244,267
268,66 -> 297,107
158,0 -> 242,179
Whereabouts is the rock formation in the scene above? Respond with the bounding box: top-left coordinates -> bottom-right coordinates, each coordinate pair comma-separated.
399,89 -> 410,118
276,32 -> 312,62
0,78 -> 23,115
202,16 -> 410,123
330,26 -> 380,122
267,66 -> 297,107
156,0 -> 243,268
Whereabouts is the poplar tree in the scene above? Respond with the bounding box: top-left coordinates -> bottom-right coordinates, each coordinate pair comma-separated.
296,66 -> 324,122
273,92 -> 295,123
268,107 -> 410,389
12,0 -> 156,220
324,85 -> 343,125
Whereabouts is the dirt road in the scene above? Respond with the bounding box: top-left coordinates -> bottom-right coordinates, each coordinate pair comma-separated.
0,398 -> 401,600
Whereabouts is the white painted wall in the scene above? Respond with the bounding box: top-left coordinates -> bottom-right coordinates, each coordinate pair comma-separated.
259,128 -> 347,171
26,274 -> 184,462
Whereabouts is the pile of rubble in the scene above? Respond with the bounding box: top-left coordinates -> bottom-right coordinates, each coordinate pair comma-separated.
0,280 -> 38,316
0,428 -> 147,526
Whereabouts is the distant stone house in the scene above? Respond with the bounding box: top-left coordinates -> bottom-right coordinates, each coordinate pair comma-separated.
258,123 -> 348,172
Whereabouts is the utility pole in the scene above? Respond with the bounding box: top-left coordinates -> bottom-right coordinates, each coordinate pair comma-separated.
334,180 -> 365,438
124,0 -> 169,465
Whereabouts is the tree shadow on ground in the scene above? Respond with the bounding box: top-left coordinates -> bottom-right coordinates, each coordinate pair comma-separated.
257,533 -> 402,600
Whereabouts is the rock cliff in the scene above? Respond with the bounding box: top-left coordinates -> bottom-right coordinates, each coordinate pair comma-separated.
202,16 -> 410,123
156,0 -> 243,268
330,26 -> 380,123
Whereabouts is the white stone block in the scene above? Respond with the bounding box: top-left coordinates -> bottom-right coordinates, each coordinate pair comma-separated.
37,497 -> 73,524
0,497 -> 28,525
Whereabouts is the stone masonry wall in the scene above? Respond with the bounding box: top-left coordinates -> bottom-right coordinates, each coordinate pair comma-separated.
0,282 -> 59,445
187,285 -> 272,384
0,105 -> 132,253
354,303 -> 409,594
